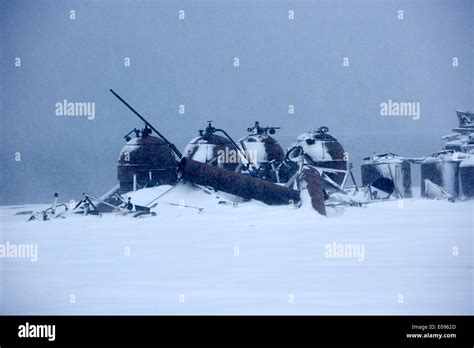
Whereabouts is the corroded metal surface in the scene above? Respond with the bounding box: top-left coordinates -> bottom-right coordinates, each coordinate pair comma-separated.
179,158 -> 300,205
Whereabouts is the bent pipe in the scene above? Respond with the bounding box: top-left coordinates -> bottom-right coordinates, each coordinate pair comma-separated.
179,158 -> 300,205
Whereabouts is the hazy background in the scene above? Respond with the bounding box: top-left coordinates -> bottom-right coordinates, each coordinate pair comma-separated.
1,0 -> 472,205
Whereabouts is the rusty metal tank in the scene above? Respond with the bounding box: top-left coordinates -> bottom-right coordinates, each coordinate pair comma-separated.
183,121 -> 241,172
238,122 -> 285,181
287,126 -> 348,190
117,126 -> 177,191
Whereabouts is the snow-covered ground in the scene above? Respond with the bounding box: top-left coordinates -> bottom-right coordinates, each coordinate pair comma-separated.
0,184 -> 472,314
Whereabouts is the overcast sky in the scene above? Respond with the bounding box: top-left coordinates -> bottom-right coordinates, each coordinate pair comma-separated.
1,0 -> 472,205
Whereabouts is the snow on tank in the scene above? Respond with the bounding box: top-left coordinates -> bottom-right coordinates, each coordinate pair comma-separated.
183,121 -> 242,172
443,134 -> 472,152
287,126 -> 348,189
238,121 -> 285,175
460,133 -> 474,153
420,111 -> 474,198
419,150 -> 471,198
361,153 -> 412,198
117,126 -> 177,191
443,111 -> 474,151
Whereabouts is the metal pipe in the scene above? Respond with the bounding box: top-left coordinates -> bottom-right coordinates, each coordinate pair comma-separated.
179,158 -> 300,205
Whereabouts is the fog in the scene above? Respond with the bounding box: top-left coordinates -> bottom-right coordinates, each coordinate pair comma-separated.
1,0 -> 472,205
